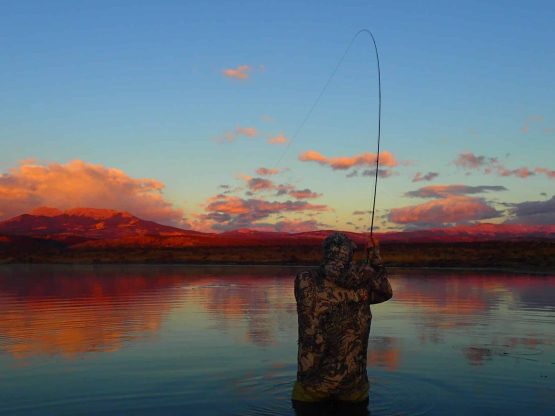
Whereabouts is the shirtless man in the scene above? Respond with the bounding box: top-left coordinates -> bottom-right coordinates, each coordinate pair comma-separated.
292,232 -> 392,411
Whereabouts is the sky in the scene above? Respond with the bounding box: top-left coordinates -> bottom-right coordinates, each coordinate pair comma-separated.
1,0 -> 554,232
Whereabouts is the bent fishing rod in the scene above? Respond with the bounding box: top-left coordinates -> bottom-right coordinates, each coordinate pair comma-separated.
272,29 -> 383,263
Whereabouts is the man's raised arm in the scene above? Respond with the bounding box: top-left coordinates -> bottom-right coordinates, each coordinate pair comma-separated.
368,246 -> 392,304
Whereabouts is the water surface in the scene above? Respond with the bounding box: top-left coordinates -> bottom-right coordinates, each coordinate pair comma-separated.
1,265 -> 554,415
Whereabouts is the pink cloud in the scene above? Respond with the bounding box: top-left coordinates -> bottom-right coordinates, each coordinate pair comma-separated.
453,152 -> 540,179
453,152 -> 497,169
267,134 -> 289,145
288,189 -> 321,199
239,175 -> 321,200
196,194 -> 329,231
299,150 -> 397,170
389,196 -> 501,227
215,126 -> 259,143
497,166 -> 535,178
256,167 -> 281,176
246,177 -> 275,192
236,126 -> 258,138
0,160 -> 185,226
222,65 -> 251,80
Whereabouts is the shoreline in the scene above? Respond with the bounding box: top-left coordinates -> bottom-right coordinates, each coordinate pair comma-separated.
2,262 -> 554,275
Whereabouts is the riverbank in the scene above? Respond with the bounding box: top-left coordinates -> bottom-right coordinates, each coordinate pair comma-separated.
2,240 -> 554,271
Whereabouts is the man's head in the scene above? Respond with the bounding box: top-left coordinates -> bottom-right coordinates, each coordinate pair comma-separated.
323,232 -> 357,268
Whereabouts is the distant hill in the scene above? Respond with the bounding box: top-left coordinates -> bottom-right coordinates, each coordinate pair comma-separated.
1,207 -> 555,267
0,207 -> 205,242
0,207 -> 554,248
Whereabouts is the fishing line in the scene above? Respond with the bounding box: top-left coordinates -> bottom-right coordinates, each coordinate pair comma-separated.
271,29 -> 382,260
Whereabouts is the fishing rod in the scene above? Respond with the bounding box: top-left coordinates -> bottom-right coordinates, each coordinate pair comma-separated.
272,29 -> 383,263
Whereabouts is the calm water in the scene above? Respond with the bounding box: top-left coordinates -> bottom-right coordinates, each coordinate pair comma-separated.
0,265 -> 554,415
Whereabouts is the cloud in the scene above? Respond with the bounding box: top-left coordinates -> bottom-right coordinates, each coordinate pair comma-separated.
246,177 -> 275,192
267,134 -> 289,145
222,65 -> 251,80
454,152 -> 498,169
506,195 -> 555,224
497,166 -> 535,178
218,184 -> 243,194
454,152 -> 541,179
256,167 -> 281,176
534,167 -> 555,179
412,172 -> 439,182
236,126 -> 258,138
405,185 -> 508,199
388,196 -> 502,227
395,184 -> 506,227
240,175 -> 321,200
353,210 -> 371,216
216,126 -> 259,143
361,168 -> 396,178
299,150 -> 397,170
0,160 -> 185,226
288,189 -> 321,199
196,194 -> 329,231
520,115 -> 544,134
274,183 -> 294,196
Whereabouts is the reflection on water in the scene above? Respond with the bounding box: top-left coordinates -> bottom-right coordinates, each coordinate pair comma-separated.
0,266 -> 554,415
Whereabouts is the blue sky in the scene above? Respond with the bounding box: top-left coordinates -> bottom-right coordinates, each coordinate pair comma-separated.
1,1 -> 554,231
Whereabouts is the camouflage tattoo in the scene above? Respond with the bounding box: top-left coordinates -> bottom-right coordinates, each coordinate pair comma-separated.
294,232 -> 393,399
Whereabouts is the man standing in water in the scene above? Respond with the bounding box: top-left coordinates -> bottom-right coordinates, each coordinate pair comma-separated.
292,232 -> 392,413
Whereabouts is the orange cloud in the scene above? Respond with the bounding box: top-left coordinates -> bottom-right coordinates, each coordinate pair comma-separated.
535,167 -> 555,178
0,160 -> 185,226
267,134 -> 289,145
389,196 -> 501,226
236,126 -> 258,137
299,150 -> 397,170
222,65 -> 251,80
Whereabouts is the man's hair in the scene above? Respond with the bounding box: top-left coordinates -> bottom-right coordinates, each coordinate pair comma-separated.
322,232 -> 357,259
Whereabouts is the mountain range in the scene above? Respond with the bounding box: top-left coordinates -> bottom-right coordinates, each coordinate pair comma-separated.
1,207 -> 554,248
